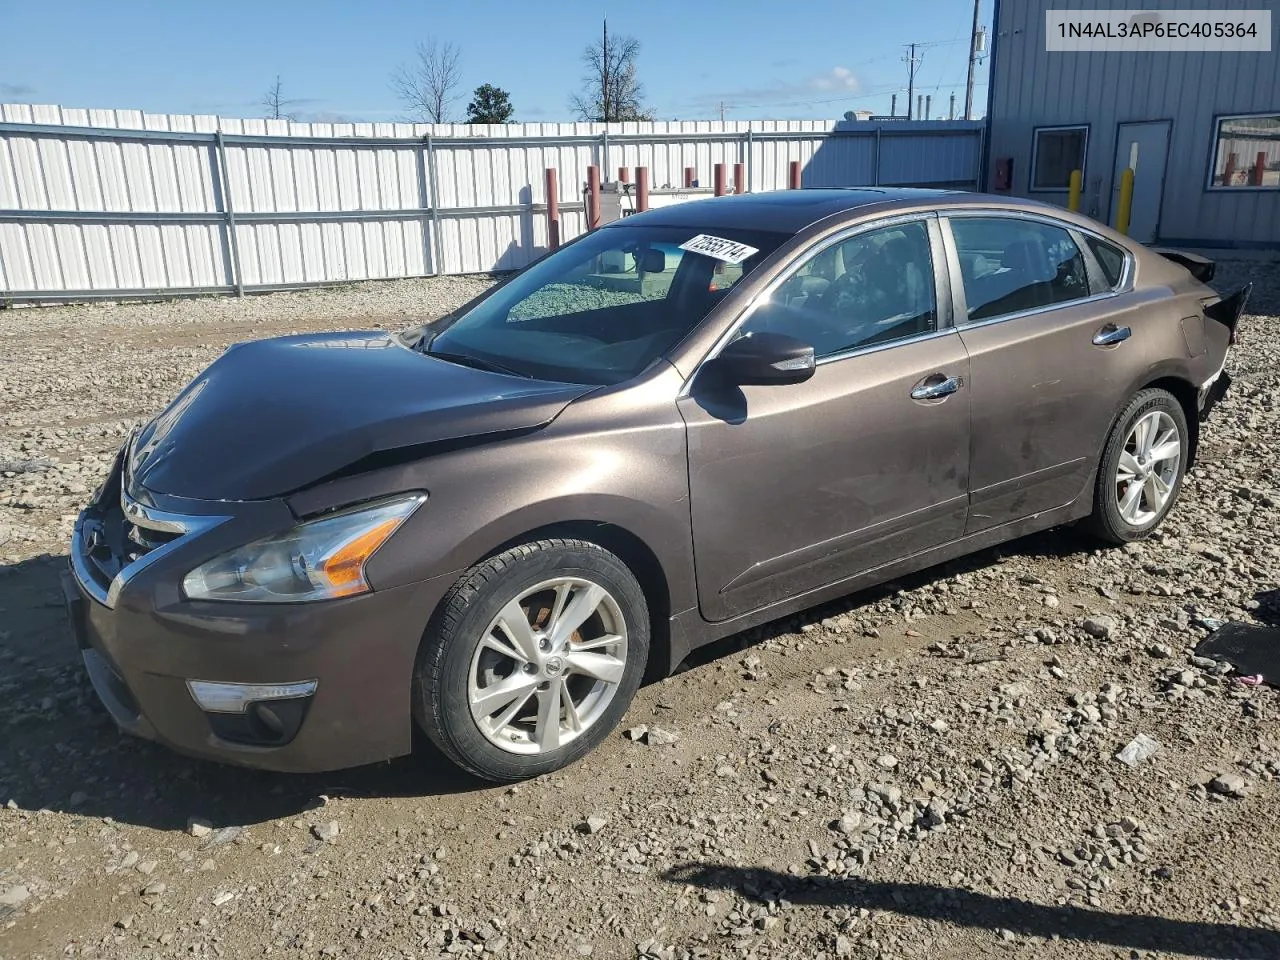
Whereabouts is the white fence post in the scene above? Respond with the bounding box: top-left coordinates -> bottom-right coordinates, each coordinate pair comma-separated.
213,131 -> 244,297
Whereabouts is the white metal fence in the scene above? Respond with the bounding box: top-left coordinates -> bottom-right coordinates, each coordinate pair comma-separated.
0,103 -> 984,303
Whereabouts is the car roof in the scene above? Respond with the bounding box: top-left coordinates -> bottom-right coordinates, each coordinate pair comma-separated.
609,187 -> 963,234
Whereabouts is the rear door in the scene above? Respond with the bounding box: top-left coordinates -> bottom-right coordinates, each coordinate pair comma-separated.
943,213 -> 1147,533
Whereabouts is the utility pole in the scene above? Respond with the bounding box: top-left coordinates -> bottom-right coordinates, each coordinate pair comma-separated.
903,43 -> 921,120
717,101 -> 728,122
964,0 -> 981,120
949,91 -> 956,120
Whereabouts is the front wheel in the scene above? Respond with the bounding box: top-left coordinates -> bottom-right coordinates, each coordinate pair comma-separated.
413,539 -> 649,783
1084,388 -> 1189,544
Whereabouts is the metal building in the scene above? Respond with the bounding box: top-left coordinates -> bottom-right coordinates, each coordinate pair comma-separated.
984,0 -> 1280,247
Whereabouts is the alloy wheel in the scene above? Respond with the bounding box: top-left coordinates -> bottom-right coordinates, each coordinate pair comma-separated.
467,577 -> 628,755
1114,410 -> 1181,526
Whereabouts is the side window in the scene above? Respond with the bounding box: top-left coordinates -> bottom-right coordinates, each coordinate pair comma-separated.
739,221 -> 937,358
1085,235 -> 1126,290
950,217 -> 1090,321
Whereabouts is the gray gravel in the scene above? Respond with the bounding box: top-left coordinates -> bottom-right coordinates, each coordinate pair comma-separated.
1,258 -> 1278,960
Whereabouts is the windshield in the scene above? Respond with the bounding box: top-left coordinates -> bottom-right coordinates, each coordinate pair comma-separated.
424,224 -> 789,385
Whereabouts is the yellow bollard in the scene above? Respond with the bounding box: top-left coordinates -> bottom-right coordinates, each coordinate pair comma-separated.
1067,169 -> 1082,212
1116,167 -> 1135,236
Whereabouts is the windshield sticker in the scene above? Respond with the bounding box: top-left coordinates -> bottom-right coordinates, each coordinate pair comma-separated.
678,234 -> 760,265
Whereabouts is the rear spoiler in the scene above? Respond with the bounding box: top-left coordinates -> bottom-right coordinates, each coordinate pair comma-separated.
1203,283 -> 1252,346
1152,247 -> 1215,283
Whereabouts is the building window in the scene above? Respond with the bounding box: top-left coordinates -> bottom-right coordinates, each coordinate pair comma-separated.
1030,126 -> 1088,191
1209,113 -> 1280,189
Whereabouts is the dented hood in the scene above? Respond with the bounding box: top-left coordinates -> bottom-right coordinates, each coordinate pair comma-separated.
126,332 -> 592,501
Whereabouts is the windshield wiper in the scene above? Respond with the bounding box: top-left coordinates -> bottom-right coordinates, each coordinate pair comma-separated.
425,347 -> 532,379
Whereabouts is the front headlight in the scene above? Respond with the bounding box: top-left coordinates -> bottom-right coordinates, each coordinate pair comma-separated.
182,494 -> 425,603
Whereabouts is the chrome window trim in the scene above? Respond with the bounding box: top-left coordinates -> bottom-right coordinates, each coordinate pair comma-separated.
814,326 -> 959,367
678,212 -> 943,398
940,209 -> 1135,332
951,288 -> 1126,333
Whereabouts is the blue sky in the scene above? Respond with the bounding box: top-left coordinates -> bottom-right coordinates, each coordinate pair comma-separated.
2,0 -> 992,123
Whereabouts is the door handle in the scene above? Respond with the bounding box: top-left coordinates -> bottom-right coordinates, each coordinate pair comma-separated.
1093,324 -> 1132,346
910,375 -> 961,401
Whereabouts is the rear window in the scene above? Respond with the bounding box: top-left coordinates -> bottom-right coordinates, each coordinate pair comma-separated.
1086,236 -> 1126,290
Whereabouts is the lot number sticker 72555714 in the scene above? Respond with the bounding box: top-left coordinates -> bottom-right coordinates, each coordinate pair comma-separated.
678,234 -> 760,265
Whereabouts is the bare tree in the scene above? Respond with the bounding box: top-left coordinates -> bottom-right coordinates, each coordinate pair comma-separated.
391,39 -> 463,123
261,75 -> 299,121
569,21 -> 653,122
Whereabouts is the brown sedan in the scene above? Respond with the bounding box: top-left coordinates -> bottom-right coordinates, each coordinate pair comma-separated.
64,189 -> 1249,782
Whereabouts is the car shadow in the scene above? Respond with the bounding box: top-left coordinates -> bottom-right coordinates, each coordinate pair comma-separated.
662,863 -> 1280,960
0,554 -> 490,833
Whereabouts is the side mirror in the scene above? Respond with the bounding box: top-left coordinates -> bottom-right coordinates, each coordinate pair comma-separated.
700,331 -> 816,387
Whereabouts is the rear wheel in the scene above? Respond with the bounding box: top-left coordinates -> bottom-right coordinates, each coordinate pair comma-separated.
413,539 -> 649,782
1085,388 -> 1188,544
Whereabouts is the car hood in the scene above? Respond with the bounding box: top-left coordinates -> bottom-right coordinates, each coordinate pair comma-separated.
125,331 -> 593,501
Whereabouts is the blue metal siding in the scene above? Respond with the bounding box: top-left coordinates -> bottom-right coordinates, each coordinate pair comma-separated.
988,0 -> 1280,245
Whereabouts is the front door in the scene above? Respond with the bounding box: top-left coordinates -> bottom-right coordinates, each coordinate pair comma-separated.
1111,120 -> 1171,243
679,217 -> 971,622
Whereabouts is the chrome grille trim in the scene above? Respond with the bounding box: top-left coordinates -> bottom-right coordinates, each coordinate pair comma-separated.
70,439 -> 231,609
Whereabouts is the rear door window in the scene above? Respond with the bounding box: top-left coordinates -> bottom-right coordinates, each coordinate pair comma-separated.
1085,235 -> 1127,291
949,217 -> 1091,321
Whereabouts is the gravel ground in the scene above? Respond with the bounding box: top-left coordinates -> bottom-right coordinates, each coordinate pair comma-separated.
1,258 -> 1278,960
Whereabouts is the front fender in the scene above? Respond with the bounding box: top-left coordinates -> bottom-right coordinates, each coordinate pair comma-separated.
321,420 -> 699,619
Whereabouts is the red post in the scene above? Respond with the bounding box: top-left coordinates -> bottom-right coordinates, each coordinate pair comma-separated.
636,166 -> 650,212
1255,151 -> 1268,186
544,167 -> 560,251
713,163 -> 727,196
788,160 -> 802,189
617,166 -> 630,183
683,166 -> 695,188
1224,152 -> 1238,185
733,161 -> 746,194
586,164 -> 601,230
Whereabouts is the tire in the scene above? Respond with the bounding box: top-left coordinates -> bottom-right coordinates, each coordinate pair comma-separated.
412,538 -> 650,783
1084,388 -> 1189,544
